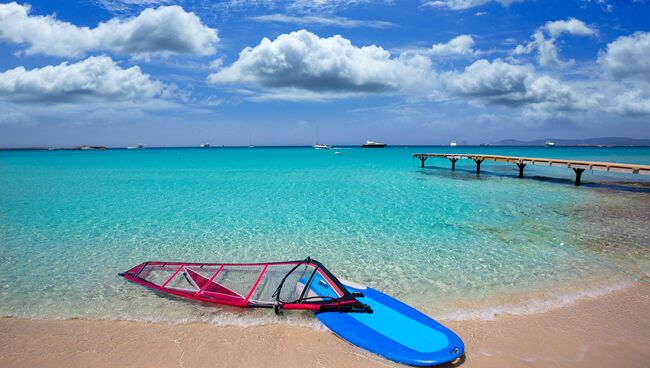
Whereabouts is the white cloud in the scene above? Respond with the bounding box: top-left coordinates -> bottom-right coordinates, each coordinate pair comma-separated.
93,1 -> 174,14
598,32 -> 650,82
422,0 -> 522,10
583,0 -> 614,13
514,18 -> 594,67
0,2 -> 218,57
442,59 -> 579,110
431,35 -> 477,56
0,56 -> 167,103
208,30 -> 436,96
544,18 -> 594,38
442,59 -> 650,116
250,14 -> 393,28
607,89 -> 650,115
287,0 -> 373,13
444,59 -> 530,98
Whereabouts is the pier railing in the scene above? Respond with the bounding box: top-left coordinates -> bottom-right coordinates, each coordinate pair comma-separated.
413,153 -> 650,185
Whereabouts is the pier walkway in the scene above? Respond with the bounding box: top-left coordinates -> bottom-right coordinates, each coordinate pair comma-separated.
413,153 -> 650,185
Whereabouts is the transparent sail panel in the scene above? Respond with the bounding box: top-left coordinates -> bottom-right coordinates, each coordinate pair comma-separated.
165,268 -> 200,292
249,264 -> 316,304
201,265 -> 265,299
137,264 -> 179,286
186,266 -> 221,281
302,271 -> 342,301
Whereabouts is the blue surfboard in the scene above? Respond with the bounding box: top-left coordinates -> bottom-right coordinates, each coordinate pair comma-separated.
313,278 -> 464,366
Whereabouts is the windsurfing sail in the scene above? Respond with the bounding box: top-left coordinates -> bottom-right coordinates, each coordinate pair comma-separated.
119,257 -> 371,314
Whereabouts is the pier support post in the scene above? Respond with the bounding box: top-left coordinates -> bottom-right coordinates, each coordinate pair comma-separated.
418,156 -> 427,168
573,168 -> 585,186
474,159 -> 483,174
449,158 -> 458,171
517,163 -> 526,178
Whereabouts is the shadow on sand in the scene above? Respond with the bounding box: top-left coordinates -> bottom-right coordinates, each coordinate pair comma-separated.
439,353 -> 466,367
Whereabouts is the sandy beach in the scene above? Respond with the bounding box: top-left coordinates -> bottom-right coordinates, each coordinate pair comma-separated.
1,281 -> 648,368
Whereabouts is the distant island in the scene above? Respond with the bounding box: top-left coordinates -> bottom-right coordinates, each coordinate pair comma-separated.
491,137 -> 650,147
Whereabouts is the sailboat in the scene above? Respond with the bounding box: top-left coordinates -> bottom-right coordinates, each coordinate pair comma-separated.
248,133 -> 254,148
312,128 -> 331,149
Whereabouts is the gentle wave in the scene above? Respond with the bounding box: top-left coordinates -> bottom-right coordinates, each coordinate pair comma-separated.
3,280 -> 634,327
435,279 -> 632,321
0,310 -> 327,330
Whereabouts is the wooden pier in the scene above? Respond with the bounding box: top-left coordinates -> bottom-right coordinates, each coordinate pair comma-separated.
413,153 -> 650,186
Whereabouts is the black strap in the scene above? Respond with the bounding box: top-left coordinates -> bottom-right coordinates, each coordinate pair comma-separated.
272,257 -> 311,314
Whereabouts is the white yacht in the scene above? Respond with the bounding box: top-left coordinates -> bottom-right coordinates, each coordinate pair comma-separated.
313,143 -> 332,150
545,140 -> 555,147
200,143 -> 210,149
450,141 -> 457,147
127,144 -> 146,150
362,140 -> 387,148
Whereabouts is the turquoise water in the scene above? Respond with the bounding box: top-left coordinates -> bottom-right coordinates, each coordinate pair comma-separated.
1,147 -> 649,324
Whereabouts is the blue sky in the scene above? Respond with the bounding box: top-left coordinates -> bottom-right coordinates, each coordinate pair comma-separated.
1,0 -> 649,147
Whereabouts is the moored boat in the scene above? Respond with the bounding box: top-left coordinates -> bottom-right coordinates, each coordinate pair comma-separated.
79,145 -> 107,150
200,143 -> 210,149
127,144 -> 146,150
313,143 -> 331,149
362,140 -> 386,148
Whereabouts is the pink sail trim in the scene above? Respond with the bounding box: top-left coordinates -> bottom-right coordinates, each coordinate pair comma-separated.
118,259 -> 367,313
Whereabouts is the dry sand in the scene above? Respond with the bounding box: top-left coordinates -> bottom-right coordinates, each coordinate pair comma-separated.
1,282 -> 648,368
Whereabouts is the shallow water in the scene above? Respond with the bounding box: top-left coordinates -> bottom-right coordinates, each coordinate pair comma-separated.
1,146 -> 649,325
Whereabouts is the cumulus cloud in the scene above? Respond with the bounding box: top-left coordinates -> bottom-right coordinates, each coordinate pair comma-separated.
514,18 -> 594,67
544,18 -> 594,38
0,2 -> 218,57
441,58 -> 650,116
0,56 -> 167,103
442,59 -> 579,110
607,89 -> 650,115
431,35 -> 477,56
422,0 -> 523,10
598,32 -> 650,82
208,30 -> 435,95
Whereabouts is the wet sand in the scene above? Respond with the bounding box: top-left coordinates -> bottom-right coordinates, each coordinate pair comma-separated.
1,282 -> 648,368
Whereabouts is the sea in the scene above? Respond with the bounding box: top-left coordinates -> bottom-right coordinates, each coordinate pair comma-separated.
1,146 -> 649,327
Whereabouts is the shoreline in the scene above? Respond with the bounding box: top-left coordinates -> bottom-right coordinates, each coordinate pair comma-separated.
2,281 -> 648,368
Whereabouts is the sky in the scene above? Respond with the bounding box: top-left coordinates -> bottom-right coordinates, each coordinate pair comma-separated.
0,0 -> 649,147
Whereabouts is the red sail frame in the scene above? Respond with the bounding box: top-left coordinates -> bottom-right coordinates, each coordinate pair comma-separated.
119,259 -> 368,312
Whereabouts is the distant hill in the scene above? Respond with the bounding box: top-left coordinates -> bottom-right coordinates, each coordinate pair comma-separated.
491,137 -> 650,146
